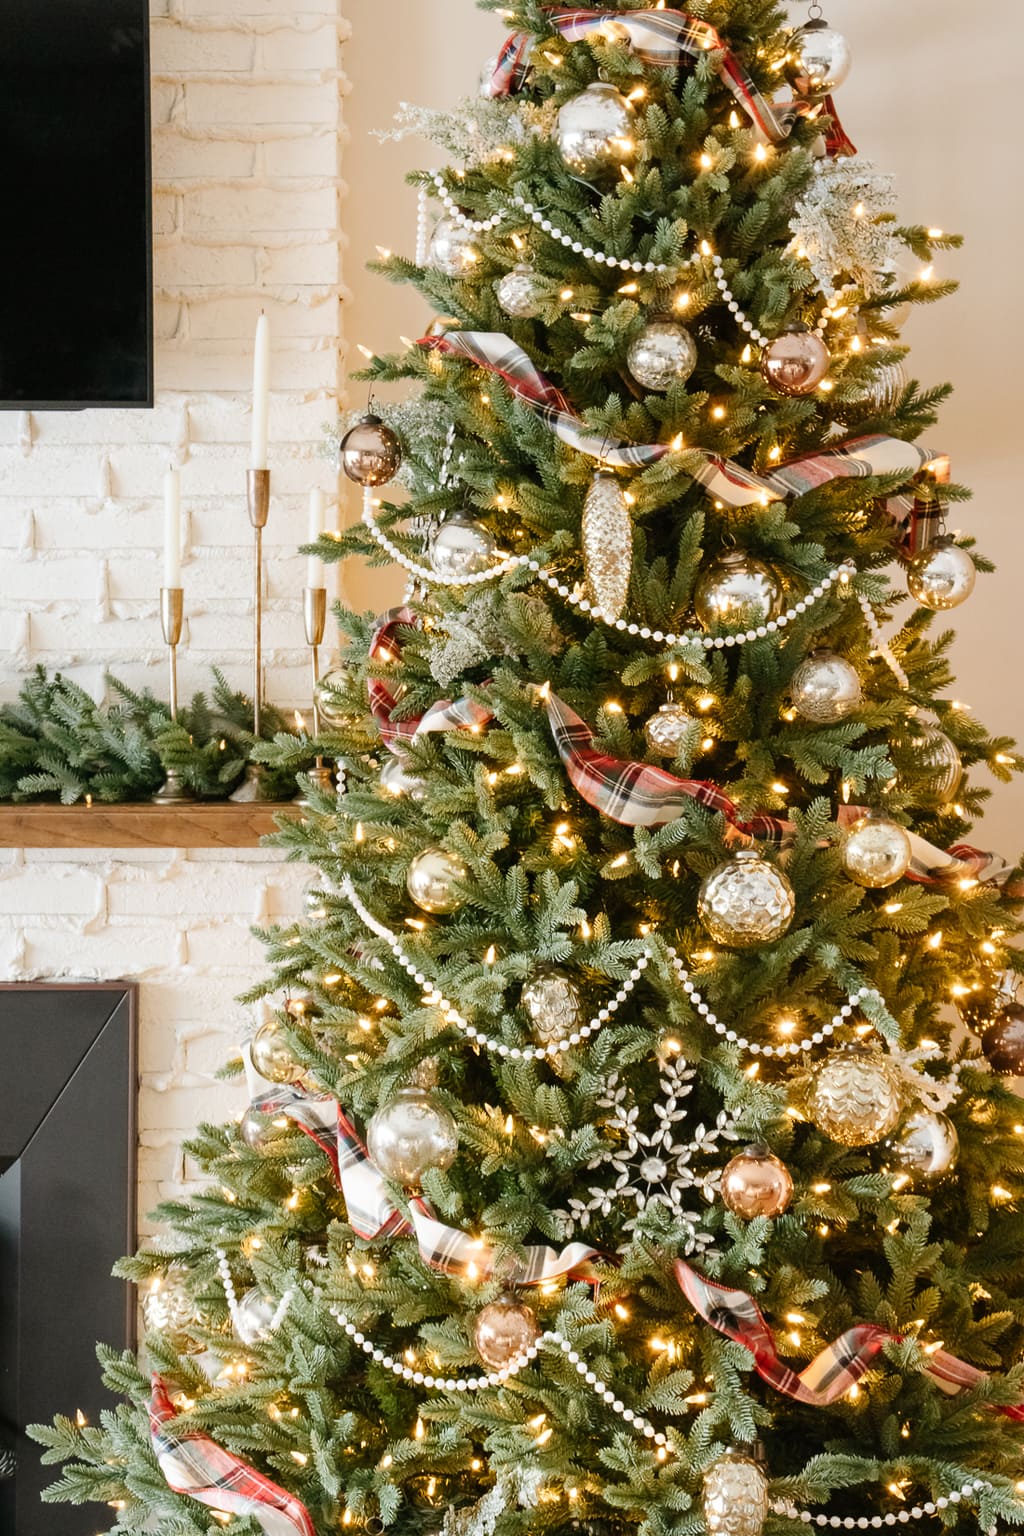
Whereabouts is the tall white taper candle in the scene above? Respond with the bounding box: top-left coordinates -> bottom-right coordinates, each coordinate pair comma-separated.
251,311 -> 271,470
163,467 -> 182,587
306,486 -> 325,587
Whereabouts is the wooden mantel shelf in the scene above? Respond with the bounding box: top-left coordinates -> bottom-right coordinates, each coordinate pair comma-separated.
0,802 -> 300,850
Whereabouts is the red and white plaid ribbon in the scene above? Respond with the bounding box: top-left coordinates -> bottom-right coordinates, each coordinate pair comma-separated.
490,7 -> 854,155
150,1376 -> 316,1536
675,1262 -> 1024,1419
253,1088 -> 600,1285
369,607 -> 493,751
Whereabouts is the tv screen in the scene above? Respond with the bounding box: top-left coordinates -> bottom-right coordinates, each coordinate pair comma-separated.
0,0 -> 152,409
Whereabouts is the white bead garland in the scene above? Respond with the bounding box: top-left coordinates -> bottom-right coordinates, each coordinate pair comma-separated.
856,589 -> 910,689
362,491 -> 519,588
340,876 -> 649,1062
431,171 -> 505,235
769,1479 -> 991,1529
217,1250 -> 294,1338
666,948 -> 884,1060
416,184 -> 431,268
711,256 -> 768,348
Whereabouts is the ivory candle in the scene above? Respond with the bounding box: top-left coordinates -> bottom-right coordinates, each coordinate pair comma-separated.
163,467 -> 182,588
307,486 -> 325,587
251,311 -> 270,470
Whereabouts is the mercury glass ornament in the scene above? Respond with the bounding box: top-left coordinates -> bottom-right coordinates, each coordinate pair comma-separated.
428,217 -> 479,278
886,1110 -> 959,1181
981,1004 -> 1024,1075
693,552 -> 783,631
626,321 -> 698,392
240,1102 -> 288,1152
808,1043 -> 903,1147
521,968 -> 583,1044
698,849 -> 796,948
645,702 -> 695,758
367,1087 -> 458,1188
473,1295 -> 540,1370
142,1268 -> 203,1353
790,18 -> 852,96
907,537 -> 977,611
251,1019 -> 304,1086
720,1144 -> 794,1220
429,516 -> 496,580
340,414 -> 403,487
703,1447 -> 769,1536
556,81 -> 635,179
406,847 -> 468,914
497,263 -> 546,319
790,650 -> 862,724
234,1288 -> 279,1346
896,724 -> 963,807
582,470 -> 632,622
760,328 -> 831,396
842,812 -> 913,889
864,361 -> 907,413
315,667 -> 356,729
380,755 -> 427,801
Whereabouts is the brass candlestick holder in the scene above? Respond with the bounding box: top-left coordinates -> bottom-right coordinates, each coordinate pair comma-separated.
153,587 -> 191,804
231,468 -> 282,803
300,585 -> 335,801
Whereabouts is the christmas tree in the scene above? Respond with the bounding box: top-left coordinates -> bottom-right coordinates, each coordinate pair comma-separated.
33,4 -> 1024,1536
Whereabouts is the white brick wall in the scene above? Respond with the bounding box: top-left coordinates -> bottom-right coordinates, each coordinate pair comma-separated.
0,0 -> 348,1230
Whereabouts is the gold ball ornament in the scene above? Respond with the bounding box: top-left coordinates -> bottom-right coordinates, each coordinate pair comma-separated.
703,1447 -> 770,1536
366,1088 -> 458,1188
693,552 -> 783,631
886,1110 -> 960,1181
644,702 -> 696,758
496,263 -> 547,319
521,967 -> 583,1044
406,847 -> 468,914
429,516 -> 496,580
473,1295 -> 540,1370
907,537 -> 977,610
790,650 -> 862,723
761,328 -> 831,397
142,1268 -> 204,1353
843,812 -> 913,889
626,321 -> 698,392
698,849 -> 796,948
250,1019 -> 305,1086
428,217 -> 478,278
339,414 -> 403,487
790,18 -> 853,96
556,81 -> 635,180
808,1043 -> 903,1147
720,1144 -> 794,1220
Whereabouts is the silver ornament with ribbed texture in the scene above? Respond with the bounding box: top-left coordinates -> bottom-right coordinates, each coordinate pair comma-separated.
698,849 -> 796,948
429,217 -> 478,277
522,968 -> 582,1044
429,516 -> 496,580
407,847 -> 468,914
907,537 -> 977,610
644,702 -> 696,758
790,19 -> 852,96
496,263 -> 547,319
626,321 -> 697,392
886,1109 -> 959,1181
790,650 -> 862,723
582,471 -> 632,622
863,360 -> 907,413
556,81 -> 635,179
693,552 -> 783,631
843,812 -> 912,889
703,1448 -> 769,1536
367,1088 -> 458,1189
895,724 -> 962,807
809,1043 -> 903,1146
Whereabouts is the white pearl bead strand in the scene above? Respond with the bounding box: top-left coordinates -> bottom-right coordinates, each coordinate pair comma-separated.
769,1479 -> 992,1529
217,1250 -> 295,1337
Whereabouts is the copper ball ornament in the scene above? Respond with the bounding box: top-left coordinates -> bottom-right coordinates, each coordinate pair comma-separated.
886,1110 -> 959,1181
366,1088 -> 458,1188
721,1144 -> 794,1220
626,320 -> 698,392
406,847 -> 468,914
790,18 -> 853,96
429,516 -> 496,580
760,329 -> 831,397
698,849 -> 796,948
808,1043 -> 903,1147
556,81 -> 635,179
693,551 -> 783,631
250,1019 -> 305,1086
907,537 -> 977,611
790,650 -> 862,724
340,414 -> 403,487
981,1004 -> 1024,1075
644,702 -> 696,758
842,812 -> 913,889
473,1295 -> 540,1370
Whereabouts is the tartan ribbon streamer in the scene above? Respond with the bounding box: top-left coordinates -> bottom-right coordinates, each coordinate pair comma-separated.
150,1376 -> 316,1536
418,332 -> 938,516
490,7 -> 854,155
252,1088 -> 600,1285
675,1262 -> 1024,1419
368,606 -> 494,749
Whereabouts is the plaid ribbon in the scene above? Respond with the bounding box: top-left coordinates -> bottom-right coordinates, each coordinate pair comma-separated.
675,1262 -> 1024,1419
418,333 -> 938,514
490,7 -> 854,154
150,1376 -> 316,1536
253,1088 -> 600,1285
369,607 -> 494,750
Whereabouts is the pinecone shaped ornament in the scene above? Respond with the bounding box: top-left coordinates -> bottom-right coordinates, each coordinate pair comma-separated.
703,1447 -> 769,1536
582,471 -> 632,622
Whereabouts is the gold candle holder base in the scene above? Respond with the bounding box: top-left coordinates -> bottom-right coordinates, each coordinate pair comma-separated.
229,762 -> 290,804
248,468 -> 271,740
295,762 -> 336,808
154,586 -> 194,804
152,767 -> 192,805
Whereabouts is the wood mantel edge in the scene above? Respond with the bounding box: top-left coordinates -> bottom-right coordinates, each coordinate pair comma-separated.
0,803 -> 301,850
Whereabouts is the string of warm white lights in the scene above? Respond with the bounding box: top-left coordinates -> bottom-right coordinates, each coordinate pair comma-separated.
217,1250 -> 294,1337
339,875 -> 651,1061
769,1480 -> 991,1531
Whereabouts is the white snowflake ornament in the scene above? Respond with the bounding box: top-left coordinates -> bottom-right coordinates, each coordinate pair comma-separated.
789,158 -> 902,300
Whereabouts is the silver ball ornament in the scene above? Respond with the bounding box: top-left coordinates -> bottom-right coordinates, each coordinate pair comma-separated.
698,849 -> 796,948
843,813 -> 913,889
790,650 -> 862,724
886,1110 -> 959,1181
703,1448 -> 770,1536
251,1020 -> 305,1086
479,53 -> 499,98
521,968 -> 582,1044
366,1088 -> 458,1189
896,724 -> 963,807
907,538 -> 977,610
473,1295 -> 540,1370
340,414 -> 403,487
496,264 -> 547,319
808,1043 -> 903,1147
556,81 -> 635,179
626,321 -> 698,392
720,1144 -> 793,1220
693,552 -> 783,631
315,666 -> 356,729
644,702 -> 695,758
406,847 -> 468,914
142,1268 -> 204,1352
240,1102 -> 287,1152
790,19 -> 853,96
380,756 -> 427,801
429,516 -> 496,580
760,329 -> 831,396
428,217 -> 479,278
234,1288 -> 279,1346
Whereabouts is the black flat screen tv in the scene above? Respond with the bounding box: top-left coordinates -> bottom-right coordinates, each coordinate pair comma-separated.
0,0 -> 152,409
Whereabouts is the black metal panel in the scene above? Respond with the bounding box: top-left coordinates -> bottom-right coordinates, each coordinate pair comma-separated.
0,985 -> 137,1536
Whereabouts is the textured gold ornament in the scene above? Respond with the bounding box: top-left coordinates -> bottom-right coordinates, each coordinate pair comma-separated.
582,471 -> 632,622
698,849 -> 796,948
521,968 -> 582,1043
808,1044 -> 903,1146
142,1268 -> 204,1353
703,1448 -> 769,1536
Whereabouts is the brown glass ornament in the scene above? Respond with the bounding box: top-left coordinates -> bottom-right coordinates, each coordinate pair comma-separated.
473,1295 -> 539,1370
981,1004 -> 1024,1075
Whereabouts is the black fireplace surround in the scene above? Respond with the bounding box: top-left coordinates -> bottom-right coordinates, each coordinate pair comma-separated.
0,984 -> 137,1536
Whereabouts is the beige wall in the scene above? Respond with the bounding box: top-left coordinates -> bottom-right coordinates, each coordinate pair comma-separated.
341,2 -> 1023,853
